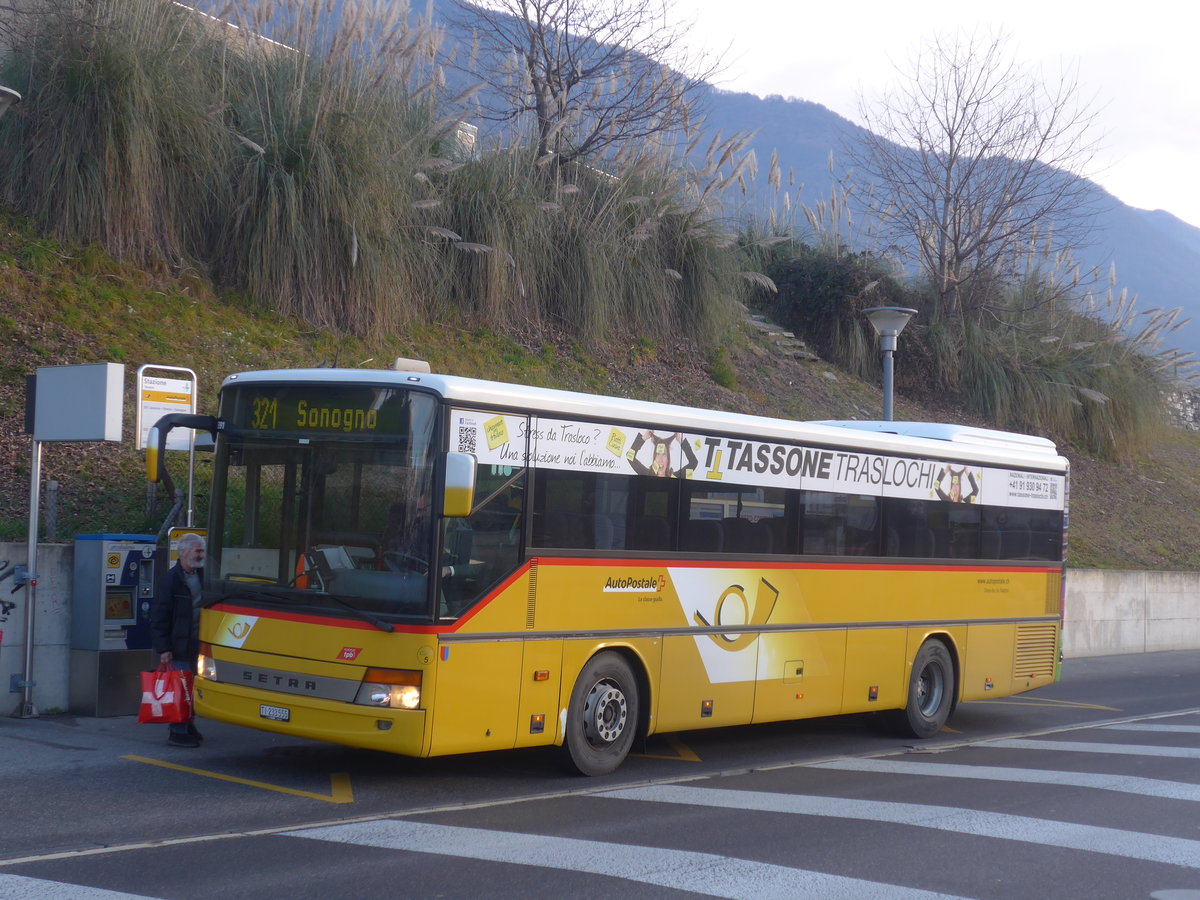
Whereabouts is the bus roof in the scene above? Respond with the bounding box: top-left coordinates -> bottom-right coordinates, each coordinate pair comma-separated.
222,368 -> 1069,474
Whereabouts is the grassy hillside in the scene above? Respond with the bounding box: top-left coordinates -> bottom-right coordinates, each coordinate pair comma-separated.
2,215 -> 1198,569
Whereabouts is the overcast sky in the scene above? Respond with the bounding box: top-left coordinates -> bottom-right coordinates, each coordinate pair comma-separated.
685,0 -> 1198,227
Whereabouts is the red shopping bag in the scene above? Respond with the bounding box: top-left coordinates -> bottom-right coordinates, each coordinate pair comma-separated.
138,664 -> 194,724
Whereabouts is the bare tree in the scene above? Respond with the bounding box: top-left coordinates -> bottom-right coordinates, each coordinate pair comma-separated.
448,0 -> 719,166
847,32 -> 1103,321
1,0 -> 35,59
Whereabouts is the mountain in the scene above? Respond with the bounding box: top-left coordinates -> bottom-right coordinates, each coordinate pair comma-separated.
696,87 -> 1200,363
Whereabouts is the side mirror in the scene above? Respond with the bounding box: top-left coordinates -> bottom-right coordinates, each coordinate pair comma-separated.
443,452 -> 476,518
146,413 -> 219,495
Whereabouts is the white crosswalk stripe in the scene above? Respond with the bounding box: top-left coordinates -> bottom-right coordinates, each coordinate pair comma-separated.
812,757 -> 1200,801
1102,723 -> 1200,734
284,819 -> 969,900
597,784 -> 1200,869
987,738 -> 1200,758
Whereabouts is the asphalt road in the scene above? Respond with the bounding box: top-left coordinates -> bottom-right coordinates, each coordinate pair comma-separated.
3,650 -> 1200,898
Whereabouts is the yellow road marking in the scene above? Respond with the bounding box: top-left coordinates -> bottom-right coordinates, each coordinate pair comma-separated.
632,735 -> 701,762
123,756 -> 354,804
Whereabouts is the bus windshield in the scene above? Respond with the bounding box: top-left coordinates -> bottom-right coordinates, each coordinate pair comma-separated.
208,383 -> 439,623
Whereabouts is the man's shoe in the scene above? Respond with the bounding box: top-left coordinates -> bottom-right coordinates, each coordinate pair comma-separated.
187,723 -> 204,742
167,732 -> 200,748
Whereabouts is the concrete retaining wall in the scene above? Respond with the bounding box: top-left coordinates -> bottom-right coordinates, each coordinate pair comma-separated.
0,542 -> 73,714
1062,568 -> 1200,657
2,540 -> 1197,714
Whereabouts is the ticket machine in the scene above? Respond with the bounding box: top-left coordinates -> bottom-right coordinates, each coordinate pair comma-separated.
70,534 -> 158,716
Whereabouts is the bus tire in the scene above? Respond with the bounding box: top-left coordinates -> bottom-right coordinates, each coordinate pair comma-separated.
893,640 -> 954,739
563,651 -> 639,776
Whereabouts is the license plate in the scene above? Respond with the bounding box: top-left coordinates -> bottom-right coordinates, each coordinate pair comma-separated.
259,704 -> 290,722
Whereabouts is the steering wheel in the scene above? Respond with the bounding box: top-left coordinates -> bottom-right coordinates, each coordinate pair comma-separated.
383,551 -> 430,575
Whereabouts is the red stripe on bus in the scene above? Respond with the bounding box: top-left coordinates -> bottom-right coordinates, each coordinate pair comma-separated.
530,557 -> 1062,574
208,555 -> 1058,635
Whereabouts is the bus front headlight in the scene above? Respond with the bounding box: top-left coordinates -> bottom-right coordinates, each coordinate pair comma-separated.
354,668 -> 422,710
197,642 -> 217,680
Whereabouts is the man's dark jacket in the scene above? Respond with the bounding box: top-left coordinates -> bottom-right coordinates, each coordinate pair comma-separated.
151,563 -> 201,663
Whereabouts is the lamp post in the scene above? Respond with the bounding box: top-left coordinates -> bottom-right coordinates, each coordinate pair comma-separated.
0,85 -> 21,118
863,306 -> 917,421
3,84 -> 29,716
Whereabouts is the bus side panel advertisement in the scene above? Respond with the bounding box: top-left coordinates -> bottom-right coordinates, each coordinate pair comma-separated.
450,410 -> 1065,511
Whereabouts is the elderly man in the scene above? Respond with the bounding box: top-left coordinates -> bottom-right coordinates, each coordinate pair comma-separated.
150,532 -> 206,748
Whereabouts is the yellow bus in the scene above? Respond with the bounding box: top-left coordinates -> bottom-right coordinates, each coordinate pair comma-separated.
149,363 -> 1068,775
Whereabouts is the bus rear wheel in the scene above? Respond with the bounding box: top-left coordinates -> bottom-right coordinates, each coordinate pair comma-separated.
892,640 -> 954,739
563,652 -> 639,776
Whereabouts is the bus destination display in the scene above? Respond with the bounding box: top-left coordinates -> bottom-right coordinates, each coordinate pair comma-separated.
230,386 -> 407,436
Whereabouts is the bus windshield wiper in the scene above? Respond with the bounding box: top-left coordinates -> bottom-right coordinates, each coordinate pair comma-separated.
209,584 -> 395,633
209,586 -> 292,607
314,591 -> 396,633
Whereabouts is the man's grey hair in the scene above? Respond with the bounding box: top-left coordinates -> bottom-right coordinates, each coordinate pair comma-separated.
177,532 -> 206,553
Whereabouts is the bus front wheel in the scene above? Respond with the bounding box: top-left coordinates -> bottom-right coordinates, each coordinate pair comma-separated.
892,640 -> 954,739
563,652 -> 639,776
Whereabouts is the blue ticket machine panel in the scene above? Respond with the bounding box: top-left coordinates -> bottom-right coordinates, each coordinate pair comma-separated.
72,535 -> 157,652
71,535 -> 158,716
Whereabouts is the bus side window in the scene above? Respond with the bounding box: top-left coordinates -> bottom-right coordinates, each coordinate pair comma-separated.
626,479 -> 676,552
680,519 -> 724,552
844,496 -> 880,555
442,466 -> 525,617
1027,510 -> 1064,560
934,503 -> 981,559
630,516 -> 671,550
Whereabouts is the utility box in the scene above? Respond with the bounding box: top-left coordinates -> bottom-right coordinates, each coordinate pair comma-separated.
70,534 -> 158,716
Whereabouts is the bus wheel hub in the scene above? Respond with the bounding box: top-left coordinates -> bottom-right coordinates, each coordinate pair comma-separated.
584,681 -> 627,744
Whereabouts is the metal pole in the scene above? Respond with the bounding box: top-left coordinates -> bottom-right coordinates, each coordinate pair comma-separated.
880,335 -> 897,422
18,439 -> 41,718
882,349 -> 895,421
186,430 -> 195,527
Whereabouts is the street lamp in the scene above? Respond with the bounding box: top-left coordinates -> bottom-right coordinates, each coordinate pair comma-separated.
863,306 -> 917,421
0,85 -> 21,119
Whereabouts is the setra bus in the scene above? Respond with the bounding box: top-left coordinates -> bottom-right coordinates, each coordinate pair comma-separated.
148,361 -> 1068,775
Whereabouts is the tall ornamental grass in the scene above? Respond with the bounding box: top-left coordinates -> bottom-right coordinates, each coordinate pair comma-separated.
0,0 -> 228,267
1,0 -> 749,345
210,0 -> 452,334
431,142 -> 748,347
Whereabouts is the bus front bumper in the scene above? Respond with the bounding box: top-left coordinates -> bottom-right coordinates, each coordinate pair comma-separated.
195,677 -> 428,756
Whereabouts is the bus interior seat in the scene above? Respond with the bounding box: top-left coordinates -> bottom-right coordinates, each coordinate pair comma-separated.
539,511 -> 586,548
981,528 -> 1001,558
747,519 -> 774,554
910,528 -> 935,558
885,527 -> 900,556
631,516 -> 671,551
681,518 -> 724,552
593,512 -> 618,549
722,517 -> 754,553
766,516 -> 790,554
1001,524 -> 1032,559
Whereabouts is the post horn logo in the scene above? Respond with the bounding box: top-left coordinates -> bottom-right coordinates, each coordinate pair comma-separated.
228,621 -> 253,640
222,615 -> 259,647
693,578 -> 780,652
